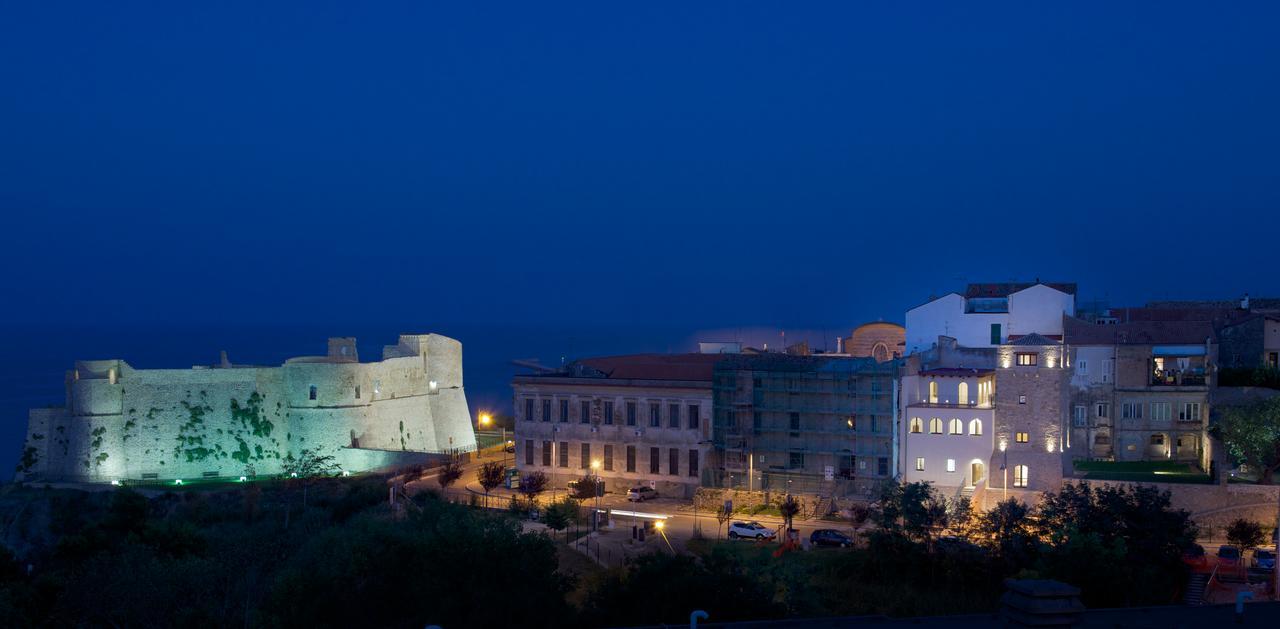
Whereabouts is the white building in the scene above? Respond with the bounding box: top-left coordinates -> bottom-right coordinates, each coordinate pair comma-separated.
905,282 -> 1077,355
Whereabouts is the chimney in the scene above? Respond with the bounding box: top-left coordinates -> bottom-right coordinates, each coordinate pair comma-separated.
836,337 -> 844,353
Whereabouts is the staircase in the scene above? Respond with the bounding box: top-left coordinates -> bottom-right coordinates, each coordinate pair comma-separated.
1184,573 -> 1209,606
960,486 -> 975,499
812,495 -> 834,519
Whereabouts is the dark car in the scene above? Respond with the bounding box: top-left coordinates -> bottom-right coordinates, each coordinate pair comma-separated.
809,529 -> 853,548
1217,545 -> 1242,567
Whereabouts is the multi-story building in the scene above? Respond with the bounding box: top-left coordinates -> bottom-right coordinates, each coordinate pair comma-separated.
511,354 -> 718,498
905,282 -> 1076,355
990,334 -> 1068,503
711,354 -> 898,499
899,337 -> 996,497
1063,316 -> 1215,470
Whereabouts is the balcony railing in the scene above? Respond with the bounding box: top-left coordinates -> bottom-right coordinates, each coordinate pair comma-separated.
908,400 -> 993,410
1150,371 -> 1207,387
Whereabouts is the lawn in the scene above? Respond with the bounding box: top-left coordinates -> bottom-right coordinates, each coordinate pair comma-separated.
1072,460 -> 1212,484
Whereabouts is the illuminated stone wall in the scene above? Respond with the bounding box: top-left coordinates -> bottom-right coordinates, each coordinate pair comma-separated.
15,334 -> 476,483
989,341 -> 1067,502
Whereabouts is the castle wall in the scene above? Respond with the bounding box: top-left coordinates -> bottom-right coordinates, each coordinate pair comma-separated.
17,333 -> 477,483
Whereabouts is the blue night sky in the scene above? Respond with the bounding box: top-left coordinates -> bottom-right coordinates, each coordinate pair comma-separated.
1,3 -> 1278,469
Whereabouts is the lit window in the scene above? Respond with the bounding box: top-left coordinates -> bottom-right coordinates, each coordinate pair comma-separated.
929,418 -> 942,434
909,418 -> 923,434
1016,353 -> 1038,366
969,419 -> 983,435
1018,395 -> 1027,404
946,459 -> 956,473
957,382 -> 969,405
1015,432 -> 1029,443
1013,465 -> 1029,487
928,381 -> 938,404
949,419 -> 963,435
915,457 -> 925,471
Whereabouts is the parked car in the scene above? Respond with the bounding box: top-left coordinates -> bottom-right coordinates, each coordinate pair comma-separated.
1217,545 -> 1242,567
1252,547 -> 1277,571
626,486 -> 657,502
728,521 -> 777,540
1181,543 -> 1207,568
809,529 -> 853,548
504,440 -> 515,453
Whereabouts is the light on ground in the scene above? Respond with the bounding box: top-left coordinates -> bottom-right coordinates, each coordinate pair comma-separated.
238,476 -> 247,482
110,480 -> 121,486
291,472 -> 298,478
174,479 -> 183,485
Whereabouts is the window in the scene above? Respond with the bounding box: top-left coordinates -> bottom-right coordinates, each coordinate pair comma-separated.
626,445 -> 636,472
915,457 -> 925,471
1122,402 -> 1143,420
688,450 -> 699,477
1016,353 -> 1037,366
1179,403 -> 1202,422
688,404 -> 700,429
929,418 -> 942,434
626,402 -> 637,426
669,448 -> 679,476
946,459 -> 956,473
580,401 -> 591,424
604,401 -> 614,425
969,418 -> 983,435
753,412 -> 762,433
949,418 -> 963,435
649,403 -> 660,428
1101,359 -> 1114,383
1150,434 -> 1165,445
877,457 -> 888,476
1151,402 -> 1171,421
669,404 -> 680,428
789,412 -> 801,435
559,400 -> 569,423
558,441 -> 568,467
1013,465 -> 1028,487
957,382 -> 969,405
1269,352 -> 1279,369
858,459 -> 867,470
909,417 -> 923,434
1073,405 -> 1086,427
524,440 -> 534,466
604,445 -> 613,471
525,398 -> 535,422
542,399 -> 551,422
580,443 -> 590,469
1018,395 -> 1027,404
870,416 -> 878,432
1076,360 -> 1088,376
1015,431 -> 1029,443
355,385 -> 361,399
649,447 -> 660,474
928,381 -> 938,403
309,385 -> 317,400
1095,403 -> 1109,419
789,452 -> 805,469
373,379 -> 382,395
990,323 -> 1002,345
541,440 -> 552,466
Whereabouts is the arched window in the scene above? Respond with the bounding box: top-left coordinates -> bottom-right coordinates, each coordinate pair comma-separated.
909,418 -> 923,434
872,342 -> 891,363
1013,465 -> 1029,488
957,382 -> 969,405
929,418 -> 942,434
949,419 -> 963,435
969,418 -> 983,435
928,381 -> 938,404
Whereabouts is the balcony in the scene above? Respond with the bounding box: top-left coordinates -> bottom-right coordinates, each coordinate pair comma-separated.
1149,370 -> 1207,387
908,400 -> 993,410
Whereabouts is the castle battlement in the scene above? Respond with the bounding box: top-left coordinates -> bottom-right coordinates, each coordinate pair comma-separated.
16,333 -> 477,484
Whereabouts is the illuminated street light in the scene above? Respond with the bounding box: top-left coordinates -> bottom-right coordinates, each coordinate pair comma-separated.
479,412 -> 493,428
590,459 -> 602,471
654,520 -> 665,531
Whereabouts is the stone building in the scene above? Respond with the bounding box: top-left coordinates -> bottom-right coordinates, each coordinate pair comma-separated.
711,353 -> 899,499
990,333 -> 1068,505
17,334 -> 477,484
899,337 -> 996,498
1062,316 -> 1215,470
511,354 -> 717,499
842,322 -> 905,362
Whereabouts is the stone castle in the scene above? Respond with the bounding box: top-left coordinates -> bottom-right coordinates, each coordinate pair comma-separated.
16,333 -> 477,483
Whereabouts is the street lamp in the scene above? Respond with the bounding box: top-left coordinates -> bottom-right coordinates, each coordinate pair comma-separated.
590,459 -> 602,531
999,439 -> 1009,502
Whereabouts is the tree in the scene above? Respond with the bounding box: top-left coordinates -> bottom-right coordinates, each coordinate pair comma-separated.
974,498 -> 1034,562
1226,518 -> 1266,551
716,504 -> 732,540
518,470 -> 549,509
476,461 -> 506,508
1214,397 -> 1280,483
543,498 -> 579,540
874,481 -> 945,543
569,474 -> 602,503
436,458 -> 463,493
282,448 -> 339,521
779,495 -> 801,531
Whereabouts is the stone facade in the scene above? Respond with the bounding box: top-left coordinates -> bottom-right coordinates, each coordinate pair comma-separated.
988,335 -> 1067,505
16,334 -> 477,483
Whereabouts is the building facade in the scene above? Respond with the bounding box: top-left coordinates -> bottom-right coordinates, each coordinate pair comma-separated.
1063,316 -> 1216,470
905,282 -> 1076,355
843,322 -> 905,362
989,334 -> 1068,504
899,337 -> 996,497
17,334 -> 477,483
711,354 -> 899,499
511,354 -> 717,499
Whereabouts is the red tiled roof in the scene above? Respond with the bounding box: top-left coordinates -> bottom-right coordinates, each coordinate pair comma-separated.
1063,316 -> 1216,345
575,353 -> 721,381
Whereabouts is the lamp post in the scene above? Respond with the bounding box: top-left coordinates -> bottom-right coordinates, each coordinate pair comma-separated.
999,439 -> 1008,502
590,459 -> 602,531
